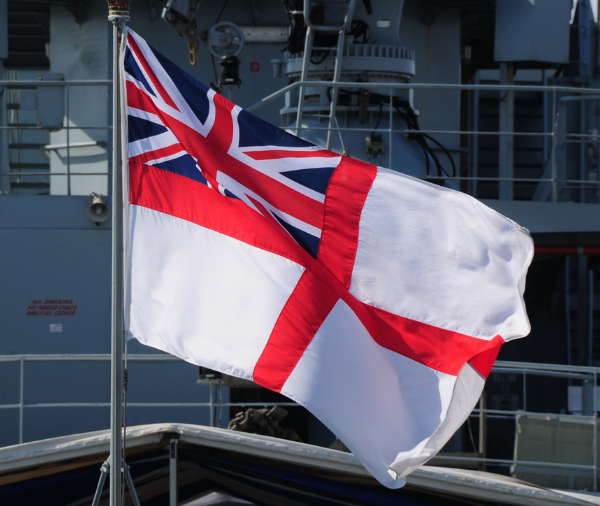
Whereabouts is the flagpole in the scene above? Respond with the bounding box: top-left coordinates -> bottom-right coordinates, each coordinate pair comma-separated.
110,15 -> 123,505
107,3 -> 129,506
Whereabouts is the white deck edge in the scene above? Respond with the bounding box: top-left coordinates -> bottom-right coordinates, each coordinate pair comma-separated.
0,423 -> 599,506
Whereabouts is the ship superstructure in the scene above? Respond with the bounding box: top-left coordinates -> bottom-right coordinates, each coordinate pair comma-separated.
2,0 -> 600,502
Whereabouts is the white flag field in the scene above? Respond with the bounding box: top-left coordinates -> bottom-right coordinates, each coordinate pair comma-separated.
123,28 -> 533,488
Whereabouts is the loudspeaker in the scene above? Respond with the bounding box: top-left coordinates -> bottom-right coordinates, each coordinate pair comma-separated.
87,192 -> 110,224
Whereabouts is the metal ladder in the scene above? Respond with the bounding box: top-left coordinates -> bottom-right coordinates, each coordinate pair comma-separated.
4,72 -> 51,195
295,0 -> 358,150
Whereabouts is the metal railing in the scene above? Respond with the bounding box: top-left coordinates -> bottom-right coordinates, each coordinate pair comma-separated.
0,79 -> 112,195
248,80 -> 600,203
0,353 -> 298,444
1,354 -> 600,490
439,360 -> 600,491
2,78 -> 600,202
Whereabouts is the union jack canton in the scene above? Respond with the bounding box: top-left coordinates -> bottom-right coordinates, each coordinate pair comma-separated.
125,29 -> 341,258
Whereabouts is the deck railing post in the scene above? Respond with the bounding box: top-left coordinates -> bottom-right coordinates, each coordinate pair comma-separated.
498,62 -> 515,200
594,371 -> 597,491
209,382 -> 215,427
169,438 -> 178,506
19,357 -> 24,444
479,391 -> 486,471
66,82 -> 71,195
388,86 -> 393,170
551,88 -> 558,202
523,371 -> 527,411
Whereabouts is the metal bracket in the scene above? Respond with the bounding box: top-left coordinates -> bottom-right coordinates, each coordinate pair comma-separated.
91,459 -> 141,506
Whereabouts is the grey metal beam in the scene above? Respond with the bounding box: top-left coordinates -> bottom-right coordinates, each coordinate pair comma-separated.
498,62 -> 515,200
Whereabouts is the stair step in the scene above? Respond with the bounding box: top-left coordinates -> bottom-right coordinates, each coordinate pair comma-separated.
9,182 -> 49,191
9,163 -> 50,170
9,143 -> 45,150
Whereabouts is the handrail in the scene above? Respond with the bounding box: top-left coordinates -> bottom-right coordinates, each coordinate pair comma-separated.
0,80 -> 112,86
0,353 -> 180,362
1,354 -> 597,370
1,354 -> 596,370
494,360 -> 600,373
2,79 -> 112,196
246,80 -> 600,112
5,79 -> 600,200
244,80 -> 600,204
1,354 -> 600,490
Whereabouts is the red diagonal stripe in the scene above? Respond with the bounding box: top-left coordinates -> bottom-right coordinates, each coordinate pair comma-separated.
127,36 -> 179,111
251,158 -> 375,391
251,254 -> 502,389
175,95 -> 326,230
127,80 -> 160,112
127,82 -> 207,159
129,144 -> 185,165
214,162 -> 325,229
245,149 -> 338,160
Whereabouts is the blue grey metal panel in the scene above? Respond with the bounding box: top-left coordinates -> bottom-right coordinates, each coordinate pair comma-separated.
0,195 -> 109,230
482,200 -> 600,233
0,196 -> 228,446
495,0 -> 571,63
0,200 -> 111,355
0,0 -> 6,60
0,227 -> 111,354
127,0 -> 290,127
